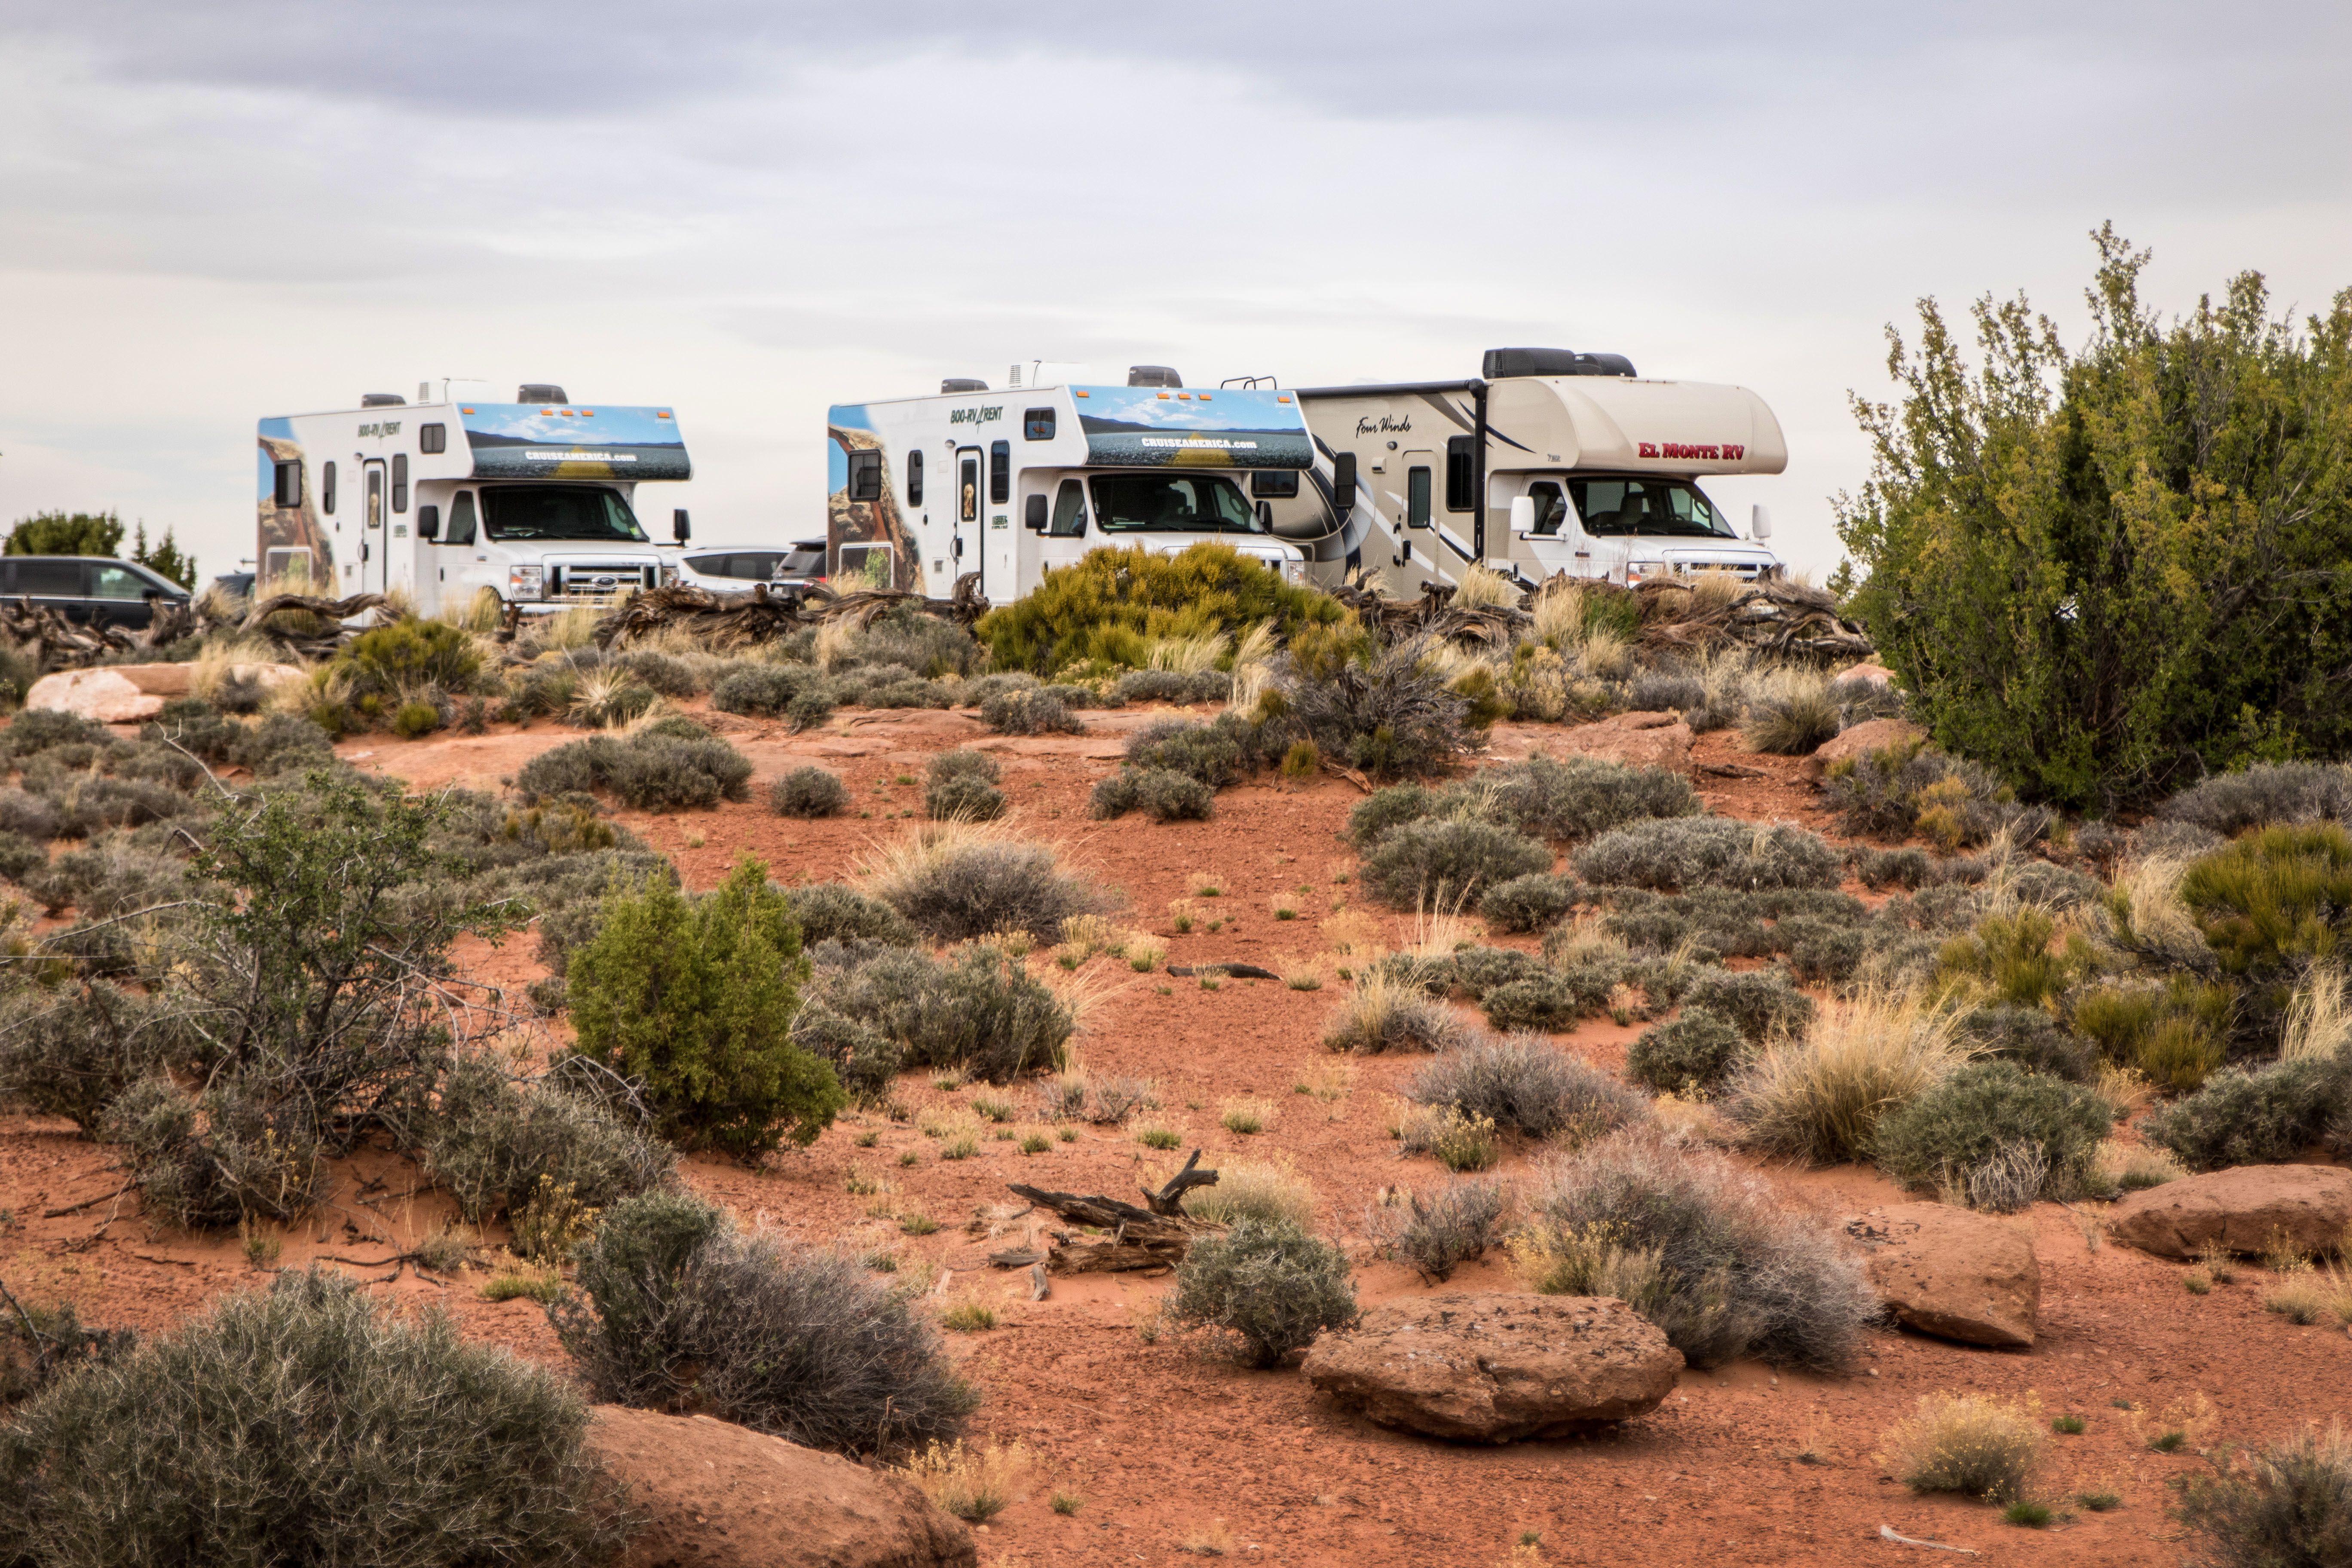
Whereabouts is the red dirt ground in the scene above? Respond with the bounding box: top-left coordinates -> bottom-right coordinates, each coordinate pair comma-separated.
6,704 -> 2347,1568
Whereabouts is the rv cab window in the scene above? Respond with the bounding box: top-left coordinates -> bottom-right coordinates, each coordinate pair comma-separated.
1089,474 -> 1261,534
1048,480 -> 1087,537
1526,482 -> 1568,536
479,485 -> 649,543
445,490 -> 478,546
1567,477 -> 1735,539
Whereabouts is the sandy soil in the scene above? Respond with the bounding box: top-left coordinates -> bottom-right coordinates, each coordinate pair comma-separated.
6,702 -> 2348,1567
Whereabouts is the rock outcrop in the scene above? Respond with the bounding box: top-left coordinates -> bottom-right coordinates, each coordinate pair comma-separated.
25,662 -> 301,723
586,1406 -> 976,1568
1847,1202 -> 2039,1348
1806,717 -> 1926,779
1302,1293 -> 1681,1442
2107,1165 -> 2352,1260
1551,712 -> 1694,774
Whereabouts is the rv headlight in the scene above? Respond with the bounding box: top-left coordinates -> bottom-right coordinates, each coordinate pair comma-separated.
658,564 -> 677,586
509,565 -> 545,600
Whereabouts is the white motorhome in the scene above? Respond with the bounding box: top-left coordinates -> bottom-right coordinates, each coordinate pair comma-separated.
257,380 -> 694,616
1262,348 -> 1787,595
826,364 -> 1314,600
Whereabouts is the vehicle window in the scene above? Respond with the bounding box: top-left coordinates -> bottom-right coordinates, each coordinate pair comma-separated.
1024,407 -> 1056,441
274,461 -> 302,508
1567,477 -> 1733,539
446,490 -> 478,546
479,485 -> 649,543
1445,436 -> 1475,511
839,545 -> 891,589
392,453 -> 408,514
1088,474 -> 1260,533
323,461 -> 337,515
1527,482 -> 1567,536
848,450 -> 882,502
959,458 -> 979,523
420,423 -> 446,455
90,565 -> 150,600
906,449 -> 924,507
989,441 -> 1010,504
1048,479 -> 1087,537
779,546 -> 826,576
366,467 -> 383,530
14,560 -> 82,596
1407,467 -> 1431,529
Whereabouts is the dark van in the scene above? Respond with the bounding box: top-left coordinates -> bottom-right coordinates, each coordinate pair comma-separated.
0,556 -> 193,629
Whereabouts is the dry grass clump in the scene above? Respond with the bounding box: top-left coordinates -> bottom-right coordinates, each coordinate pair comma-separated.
1395,1104 -> 1502,1172
1181,1152 -> 1316,1230
2176,1422 -> 2352,1568
1218,1096 -> 1274,1135
1729,987 -> 1972,1164
859,820 -> 1115,941
1406,1032 -> 1647,1142
1881,1391 -> 2046,1501
1366,1179 -> 1512,1282
904,1438 -> 1031,1523
2281,965 -> 2352,1062
1322,966 -> 1470,1054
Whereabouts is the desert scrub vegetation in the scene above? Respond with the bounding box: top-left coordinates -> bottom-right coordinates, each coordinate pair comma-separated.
407,1051 -> 674,1226
0,1267 -> 628,1565
2158,761 -> 2352,837
2140,1052 -> 2352,1170
1349,754 -> 1697,852
1089,765 -> 1214,822
1820,740 -> 2041,851
980,685 -> 1084,735
1405,1032 -> 1646,1142
514,722 -> 755,811
1626,1011 -> 1749,1098
778,881 -> 921,948
566,854 -> 845,1159
1729,987 -> 1973,1164
1573,815 -> 1841,892
1479,871 -> 1583,933
1322,966 -> 1471,1054
1261,631 -> 1477,781
551,1188 -> 976,1456
1367,1178 -> 1512,1282
1871,1061 -> 2114,1209
2175,1422 -> 2352,1568
1880,1391 -> 2046,1502
307,615 -> 493,736
797,940 -> 1074,1092
974,542 -> 1345,675
923,747 -> 1006,821
1515,1126 -> 1875,1370
1360,817 -> 1554,909
859,820 -> 1115,942
770,765 -> 850,818
1164,1216 -> 1357,1367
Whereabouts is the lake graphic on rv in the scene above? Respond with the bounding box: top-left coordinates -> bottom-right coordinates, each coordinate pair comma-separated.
1072,385 -> 1311,469
459,403 -> 691,481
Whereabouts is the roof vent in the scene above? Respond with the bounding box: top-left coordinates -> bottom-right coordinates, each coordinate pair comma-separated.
941,377 -> 989,394
360,392 -> 407,407
1481,348 -> 1637,380
1127,365 -> 1182,388
517,383 -> 568,403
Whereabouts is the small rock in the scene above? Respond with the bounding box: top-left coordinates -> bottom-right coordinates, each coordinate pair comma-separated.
1302,1292 -> 1681,1442
1806,717 -> 1926,779
2107,1165 -> 2352,1260
1847,1202 -> 2039,1348
1830,661 -> 1896,688
25,662 -> 303,724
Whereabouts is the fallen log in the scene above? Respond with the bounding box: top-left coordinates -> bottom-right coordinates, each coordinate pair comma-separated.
1004,1149 -> 1222,1274
1166,962 -> 1281,981
592,573 -> 991,651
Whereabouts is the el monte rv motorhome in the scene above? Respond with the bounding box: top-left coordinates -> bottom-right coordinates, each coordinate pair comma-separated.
1262,347 -> 1788,595
827,365 -> 1314,601
257,381 -> 693,617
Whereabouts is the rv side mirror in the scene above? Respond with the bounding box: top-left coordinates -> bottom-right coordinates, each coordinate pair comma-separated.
1257,499 -> 1273,530
1330,452 -> 1357,511
1024,494 -> 1047,531
1510,496 -> 1537,534
673,508 -> 691,543
418,504 -> 440,542
1750,504 -> 1772,540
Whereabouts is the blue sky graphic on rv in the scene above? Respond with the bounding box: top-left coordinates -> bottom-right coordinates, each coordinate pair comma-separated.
825,405 -> 876,492
459,404 -> 691,481
255,416 -> 294,499
1072,386 -> 1311,469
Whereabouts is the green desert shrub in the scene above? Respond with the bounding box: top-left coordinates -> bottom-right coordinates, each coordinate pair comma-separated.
1872,1060 -> 2113,1209
0,789 -> 62,842
1112,668 -> 1229,705
412,1053 -> 674,1224
1682,968 -> 1815,1044
1482,754 -> 1698,842
1268,635 -> 1473,781
864,831 -> 1113,942
780,882 -> 920,948
224,712 -> 336,776
1366,1179 -> 1511,1283
0,982 -> 187,1133
566,855 -> 843,1159
2160,763 -> 2352,838
769,766 -> 850,818
1405,1032 -> 1646,1141
1626,1010 -> 1749,1097
1089,766 -> 1214,823
1518,1126 -> 1875,1370
516,731 -> 754,811
1164,1217 -> 1356,1368
2070,975 -> 2234,1093
1360,818 -> 1552,910
1478,872 -> 1582,933
2140,1053 -> 2352,1171
1957,1004 -> 2099,1082
0,1267 -> 626,1565
1124,714 -> 1259,787
1,710 -> 112,760
979,688 -> 1082,736
550,1188 -> 975,1457
2179,824 -> 2352,980
818,943 -> 1073,1083
974,541 -> 1344,675
2174,1422 -> 2352,1568
710,663 -> 816,718
923,749 -> 1006,821
1476,966 -> 1617,1033
334,616 -> 484,696
1573,816 -> 1841,892
831,603 -> 982,678
1819,742 -> 2030,850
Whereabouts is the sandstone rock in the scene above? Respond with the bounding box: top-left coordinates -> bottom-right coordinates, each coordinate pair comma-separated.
1552,712 -> 1694,774
1302,1292 -> 1681,1442
1847,1202 -> 2039,1348
586,1407 -> 975,1568
1806,717 -> 1926,779
24,662 -> 301,724
2107,1165 -> 2352,1261
1831,661 -> 1897,688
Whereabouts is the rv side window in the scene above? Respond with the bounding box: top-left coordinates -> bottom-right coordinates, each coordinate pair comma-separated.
1023,407 -> 1056,441
1330,452 -> 1357,510
959,457 -> 979,522
419,423 -> 447,455
273,461 -> 302,508
323,461 -> 337,515
1250,470 -> 1300,499
1406,467 -> 1431,529
1445,436 -> 1475,511
1527,481 -> 1567,536
839,544 -> 892,589
989,441 -> 1010,504
906,449 -> 924,506
392,453 -> 409,514
1048,479 -> 1087,537
848,450 -> 882,502
446,490 -> 478,546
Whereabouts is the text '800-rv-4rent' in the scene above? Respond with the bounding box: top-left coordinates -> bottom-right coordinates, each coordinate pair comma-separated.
257,380 -> 693,617
1260,347 -> 1788,596
826,363 -> 1314,602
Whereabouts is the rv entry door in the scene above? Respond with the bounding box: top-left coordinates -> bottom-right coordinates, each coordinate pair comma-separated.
955,447 -> 980,590
361,460 -> 389,596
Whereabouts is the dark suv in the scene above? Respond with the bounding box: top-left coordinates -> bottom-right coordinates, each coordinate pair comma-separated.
0,556 -> 193,629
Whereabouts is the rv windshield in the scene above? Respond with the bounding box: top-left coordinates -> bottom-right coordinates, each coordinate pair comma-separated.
1089,474 -> 1262,534
1567,478 -> 1736,539
479,485 -> 649,543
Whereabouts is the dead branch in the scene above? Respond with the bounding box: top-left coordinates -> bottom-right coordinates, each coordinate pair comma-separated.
1005,1149 -> 1222,1274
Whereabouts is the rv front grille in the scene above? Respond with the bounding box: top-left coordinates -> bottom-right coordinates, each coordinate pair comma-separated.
549,564 -> 658,602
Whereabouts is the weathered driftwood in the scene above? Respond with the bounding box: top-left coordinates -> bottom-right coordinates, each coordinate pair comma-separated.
1165,962 -> 1281,980
239,591 -> 389,659
592,573 -> 990,651
1004,1149 -> 1221,1274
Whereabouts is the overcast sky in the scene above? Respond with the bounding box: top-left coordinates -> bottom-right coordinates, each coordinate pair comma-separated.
4,0 -> 2349,582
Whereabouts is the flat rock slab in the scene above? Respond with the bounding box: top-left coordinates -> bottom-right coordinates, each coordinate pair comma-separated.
1302,1292 -> 1681,1442
1847,1202 -> 2039,1348
1807,717 -> 1925,778
2107,1165 -> 2352,1260
1548,712 -> 1694,774
26,662 -> 300,723
586,1406 -> 975,1568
